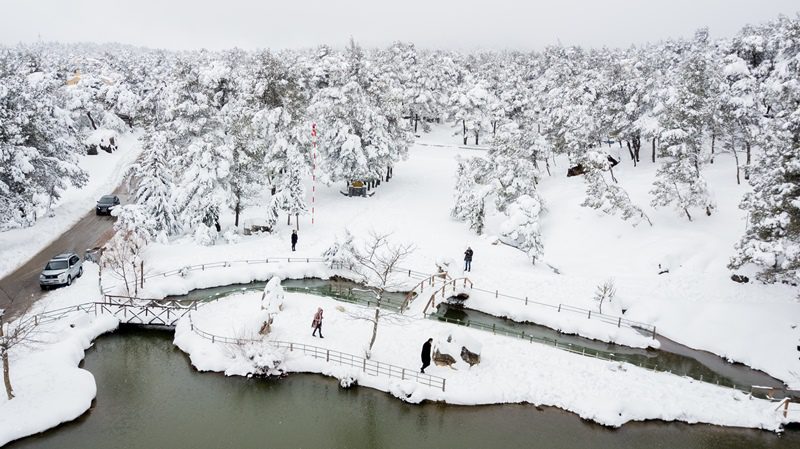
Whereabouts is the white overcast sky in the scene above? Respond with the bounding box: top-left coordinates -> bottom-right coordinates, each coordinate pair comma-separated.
1,0 -> 798,50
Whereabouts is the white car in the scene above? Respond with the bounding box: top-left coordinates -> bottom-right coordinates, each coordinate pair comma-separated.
39,252 -> 83,289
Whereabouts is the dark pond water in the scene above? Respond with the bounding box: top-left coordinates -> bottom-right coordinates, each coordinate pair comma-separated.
8,328 -> 799,449
166,277 -> 409,310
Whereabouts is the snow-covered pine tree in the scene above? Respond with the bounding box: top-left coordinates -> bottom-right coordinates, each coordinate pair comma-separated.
130,130 -> 180,239
488,122 -> 540,211
0,50 -> 87,229
650,29 -> 716,221
448,78 -> 493,146
310,40 -> 407,186
451,157 -> 492,234
730,18 -> 800,284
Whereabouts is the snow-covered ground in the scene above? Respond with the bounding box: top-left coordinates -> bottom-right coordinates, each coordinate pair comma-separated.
175,290 -> 798,431
124,126 -> 800,389
5,125 -> 799,445
0,131 -> 142,279
0,263 -> 119,447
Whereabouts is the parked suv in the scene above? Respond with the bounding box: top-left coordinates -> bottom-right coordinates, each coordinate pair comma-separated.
96,195 -> 120,215
39,252 -> 83,289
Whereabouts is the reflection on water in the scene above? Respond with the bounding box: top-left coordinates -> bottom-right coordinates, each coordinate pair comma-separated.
8,328 -> 799,449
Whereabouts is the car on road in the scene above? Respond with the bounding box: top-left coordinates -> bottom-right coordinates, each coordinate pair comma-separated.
96,195 -> 120,215
39,252 -> 83,289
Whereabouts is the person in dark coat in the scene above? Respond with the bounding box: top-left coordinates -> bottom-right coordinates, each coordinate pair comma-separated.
311,307 -> 324,338
464,247 -> 474,272
420,338 -> 433,373
291,230 -> 298,251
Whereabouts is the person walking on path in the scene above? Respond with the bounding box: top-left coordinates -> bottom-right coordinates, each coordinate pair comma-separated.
420,338 -> 433,373
291,230 -> 298,252
464,247 -> 474,272
311,307 -> 324,338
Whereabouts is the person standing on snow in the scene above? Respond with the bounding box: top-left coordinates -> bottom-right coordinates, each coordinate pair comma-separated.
420,338 -> 433,373
291,230 -> 298,252
311,307 -> 324,338
464,247 -> 474,272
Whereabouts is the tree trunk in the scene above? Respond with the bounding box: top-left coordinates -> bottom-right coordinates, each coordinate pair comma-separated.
140,261 -> 144,289
414,114 -> 419,133
492,121 -> 497,136
710,133 -> 716,164
287,214 -> 291,225
545,158 -> 551,177
86,111 -> 97,130
295,214 -> 300,231
367,307 -> 380,356
632,136 -> 641,162
475,132 -> 479,146
234,201 -> 241,227
732,136 -> 741,185
684,208 -> 693,222
651,138 -> 656,163
626,141 -> 637,167
745,141 -> 751,180
2,350 -> 12,400
462,120 -> 467,145
0,324 -> 13,400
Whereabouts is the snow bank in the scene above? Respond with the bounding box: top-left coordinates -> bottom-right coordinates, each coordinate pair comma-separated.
0,312 -> 119,446
174,291 -> 797,431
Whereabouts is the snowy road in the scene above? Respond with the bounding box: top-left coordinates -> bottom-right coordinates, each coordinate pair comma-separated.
0,184 -> 129,318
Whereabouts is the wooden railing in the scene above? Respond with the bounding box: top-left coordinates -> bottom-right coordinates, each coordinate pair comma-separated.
188,316 -> 446,391
422,277 -> 473,315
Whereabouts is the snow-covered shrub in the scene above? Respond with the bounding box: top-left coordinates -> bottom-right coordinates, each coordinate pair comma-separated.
581,150 -> 652,226
499,194 -> 545,264
193,224 -> 217,246
323,230 -> 357,270
222,228 -> 241,245
237,342 -> 284,377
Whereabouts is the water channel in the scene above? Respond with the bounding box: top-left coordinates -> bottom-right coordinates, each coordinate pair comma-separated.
8,327 -> 799,449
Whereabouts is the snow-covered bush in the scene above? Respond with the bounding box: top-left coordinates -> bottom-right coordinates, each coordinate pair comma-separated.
192,224 -> 218,246
499,194 -> 545,264
323,230 -> 357,270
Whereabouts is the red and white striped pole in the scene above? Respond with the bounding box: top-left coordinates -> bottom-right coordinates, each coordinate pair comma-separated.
311,123 -> 317,225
